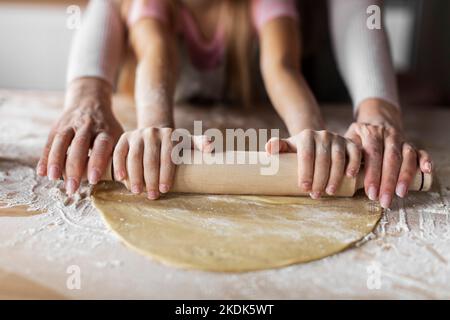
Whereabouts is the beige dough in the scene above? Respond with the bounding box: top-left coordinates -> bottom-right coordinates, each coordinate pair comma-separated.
92,182 -> 382,272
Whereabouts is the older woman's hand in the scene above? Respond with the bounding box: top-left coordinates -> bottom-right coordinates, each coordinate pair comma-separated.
37,77 -> 123,194
265,129 -> 362,198
345,99 -> 433,209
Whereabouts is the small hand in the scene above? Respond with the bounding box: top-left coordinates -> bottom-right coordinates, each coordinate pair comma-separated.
37,78 -> 123,195
113,128 -> 214,200
345,122 -> 432,209
266,129 -> 362,198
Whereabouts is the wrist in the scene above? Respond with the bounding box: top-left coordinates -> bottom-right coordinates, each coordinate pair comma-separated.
285,114 -> 325,135
137,112 -> 174,129
65,77 -> 113,111
356,98 -> 403,131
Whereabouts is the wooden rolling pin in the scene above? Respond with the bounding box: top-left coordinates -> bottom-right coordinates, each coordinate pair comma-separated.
97,150 -> 432,197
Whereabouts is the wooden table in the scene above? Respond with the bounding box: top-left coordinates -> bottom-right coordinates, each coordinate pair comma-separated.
0,89 -> 449,299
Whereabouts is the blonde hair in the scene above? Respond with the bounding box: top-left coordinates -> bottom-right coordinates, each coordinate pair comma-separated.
118,0 -> 253,107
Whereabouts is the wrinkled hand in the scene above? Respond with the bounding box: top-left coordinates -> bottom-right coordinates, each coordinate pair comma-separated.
345,122 -> 432,208
113,127 -> 214,200
37,78 -> 123,194
265,129 -> 362,198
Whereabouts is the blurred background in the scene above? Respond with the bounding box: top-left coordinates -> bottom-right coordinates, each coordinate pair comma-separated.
0,0 -> 449,106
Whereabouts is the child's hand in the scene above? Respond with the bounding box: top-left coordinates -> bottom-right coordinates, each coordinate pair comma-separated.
113,128 -> 214,200
265,130 -> 362,198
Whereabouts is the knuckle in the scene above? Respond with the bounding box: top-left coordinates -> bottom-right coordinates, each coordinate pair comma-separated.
160,127 -> 173,136
54,130 -> 70,140
387,149 -> 402,163
300,129 -> 313,138
367,146 -> 383,158
129,151 -> 142,164
332,148 -> 346,160
300,151 -> 314,162
74,134 -> 90,145
403,144 -> 415,155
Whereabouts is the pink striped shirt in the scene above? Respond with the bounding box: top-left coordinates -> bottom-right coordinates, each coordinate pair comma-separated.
127,0 -> 298,70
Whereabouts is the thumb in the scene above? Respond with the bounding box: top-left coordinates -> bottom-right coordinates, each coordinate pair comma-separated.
191,135 -> 215,153
265,137 -> 295,154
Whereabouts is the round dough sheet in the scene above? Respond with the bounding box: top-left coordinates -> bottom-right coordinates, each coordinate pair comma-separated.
92,182 -> 382,272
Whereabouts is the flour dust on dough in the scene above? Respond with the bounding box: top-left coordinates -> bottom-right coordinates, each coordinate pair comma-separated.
92,182 -> 382,272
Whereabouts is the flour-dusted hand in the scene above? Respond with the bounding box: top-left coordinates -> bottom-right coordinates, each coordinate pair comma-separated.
36,78 -> 123,195
265,130 -> 362,199
113,128 -> 214,200
345,123 -> 432,209
345,99 -> 433,209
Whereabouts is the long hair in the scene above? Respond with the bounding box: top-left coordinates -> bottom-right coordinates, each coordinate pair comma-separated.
222,0 -> 253,107
118,0 -> 253,107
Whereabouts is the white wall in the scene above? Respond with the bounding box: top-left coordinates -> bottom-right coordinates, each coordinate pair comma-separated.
0,3 -> 77,90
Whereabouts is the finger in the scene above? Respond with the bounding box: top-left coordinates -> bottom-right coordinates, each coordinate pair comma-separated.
192,135 -> 214,153
47,129 -> 74,181
396,143 -> 418,198
159,129 -> 175,194
361,131 -> 384,201
265,137 -> 294,154
65,129 -> 92,194
127,136 -> 144,194
379,131 -> 402,209
311,131 -> 332,198
87,132 -> 115,185
418,149 -> 432,173
345,141 -> 362,178
297,130 -> 315,193
326,137 -> 346,196
113,135 -> 129,182
37,130 -> 56,176
344,124 -> 363,147
143,129 -> 161,199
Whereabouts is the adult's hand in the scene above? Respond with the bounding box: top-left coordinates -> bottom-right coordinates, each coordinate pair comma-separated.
37,77 -> 123,194
266,129 -> 362,199
345,99 -> 432,209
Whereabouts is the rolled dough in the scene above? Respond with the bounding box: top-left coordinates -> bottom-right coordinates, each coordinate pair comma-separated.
92,182 -> 382,272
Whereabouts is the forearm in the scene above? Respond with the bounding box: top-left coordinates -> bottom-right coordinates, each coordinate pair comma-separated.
263,66 -> 324,135
130,19 -> 177,129
135,55 -> 175,129
67,0 -> 124,86
329,0 -> 400,113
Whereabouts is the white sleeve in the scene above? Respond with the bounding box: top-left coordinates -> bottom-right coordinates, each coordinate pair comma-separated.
66,0 -> 125,87
328,0 -> 400,111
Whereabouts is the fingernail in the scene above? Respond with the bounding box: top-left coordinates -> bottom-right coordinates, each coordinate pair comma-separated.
301,182 -> 312,192
368,186 -> 378,201
346,169 -> 356,178
115,170 -> 125,181
148,191 -> 159,200
326,185 -> 336,195
424,161 -> 432,173
310,192 -> 321,199
66,178 -> 78,195
380,194 -> 392,209
131,184 -> 142,194
159,184 -> 170,193
37,164 -> 46,176
48,165 -> 60,180
89,169 -> 101,185
396,183 -> 407,198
